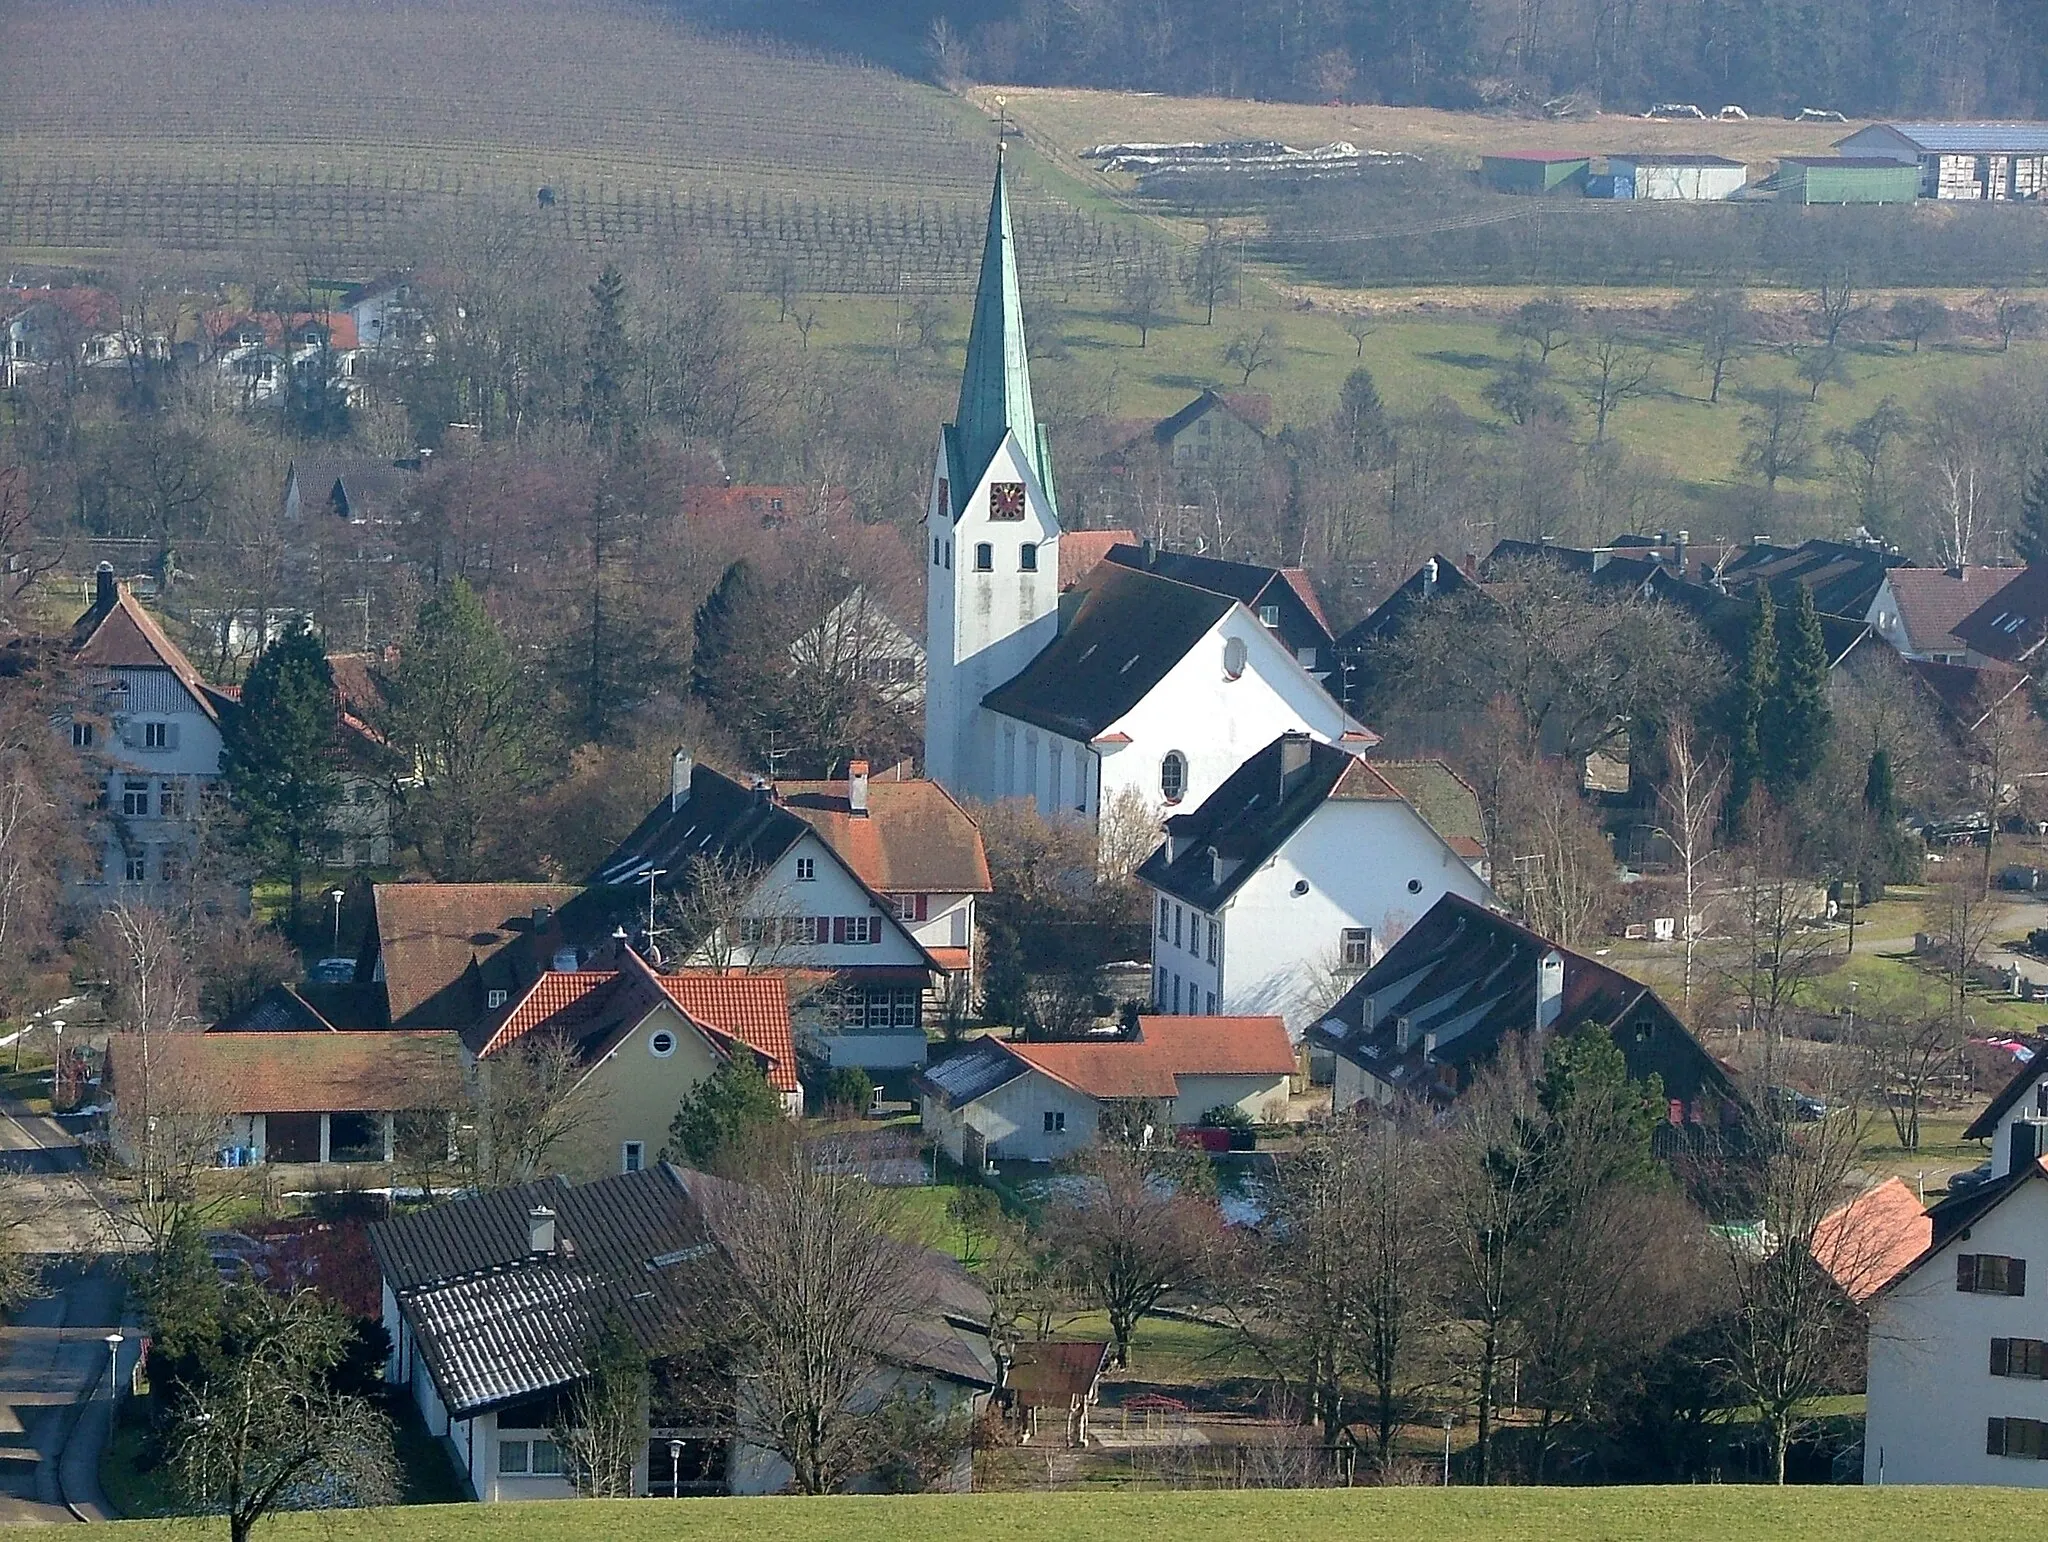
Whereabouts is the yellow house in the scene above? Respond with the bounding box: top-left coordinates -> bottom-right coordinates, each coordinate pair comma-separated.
469,947 -> 801,1180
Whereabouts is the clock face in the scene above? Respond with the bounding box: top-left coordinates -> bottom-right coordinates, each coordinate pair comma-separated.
989,482 -> 1026,521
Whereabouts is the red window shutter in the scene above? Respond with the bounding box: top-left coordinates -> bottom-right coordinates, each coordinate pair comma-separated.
832,916 -> 848,944
2012,1258 -> 2028,1297
1959,1254 -> 1979,1292
916,893 -> 928,922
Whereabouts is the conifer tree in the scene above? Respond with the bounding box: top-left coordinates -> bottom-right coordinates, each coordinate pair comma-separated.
1765,584 -> 1832,795
221,620 -> 339,925
1724,588 -> 1776,835
691,560 -> 780,757
2017,453 -> 2048,567
580,263 -> 634,451
1336,365 -> 1394,468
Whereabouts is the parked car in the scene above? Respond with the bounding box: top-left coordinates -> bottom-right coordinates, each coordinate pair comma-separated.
1925,811 -> 1993,847
2005,866 -> 2045,892
1949,1162 -> 1996,1196
1768,1085 -> 1828,1122
307,957 -> 355,984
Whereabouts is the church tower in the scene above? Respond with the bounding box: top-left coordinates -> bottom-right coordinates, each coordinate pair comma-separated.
923,154 -> 1062,797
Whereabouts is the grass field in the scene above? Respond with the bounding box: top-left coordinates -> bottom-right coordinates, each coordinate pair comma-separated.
55,1485 -> 2048,1542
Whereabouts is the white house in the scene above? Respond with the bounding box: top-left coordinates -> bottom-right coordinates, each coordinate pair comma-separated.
1609,153 -> 1747,199
1135,735 -> 1493,1033
787,586 -> 926,709
922,157 -> 1372,831
916,1013 -> 1296,1166
1866,566 -> 2024,666
1836,122 -> 2048,200
1863,1154 -> 2048,1485
64,564 -> 230,900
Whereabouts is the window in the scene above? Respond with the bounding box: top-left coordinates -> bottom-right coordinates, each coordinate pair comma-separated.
1222,636 -> 1247,680
530,1441 -> 563,1477
1208,919 -> 1218,963
1297,646 -> 1318,668
143,721 -> 168,750
160,780 -> 185,819
622,1142 -> 645,1173
1990,1418 -> 2048,1459
1172,974 -> 1183,1014
1025,734 -> 1038,797
70,720 -> 93,748
1341,928 -> 1374,969
159,849 -> 182,884
121,779 -> 150,816
944,541 -> 951,569
1160,750 -> 1188,804
1959,1254 -> 2028,1295
1155,966 -> 1166,1007
973,542 -> 993,571
834,914 -> 877,944
893,893 -> 925,922
486,989 -> 508,1010
1043,1110 -> 1066,1133
893,988 -> 920,1029
1020,543 -> 1038,572
989,482 -> 1026,520
1259,604 -> 1281,627
499,1440 -> 530,1475
1173,904 -> 1183,950
649,1030 -> 675,1058
123,852 -> 147,883
795,856 -> 816,881
1206,991 -> 1217,1014
1158,896 -> 1170,940
936,478 -> 949,516
1074,752 -> 1088,813
1993,1338 -> 2048,1378
1049,743 -> 1062,808
933,538 -> 942,565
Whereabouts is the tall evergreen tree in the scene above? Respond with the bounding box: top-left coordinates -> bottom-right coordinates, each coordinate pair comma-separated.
1863,746 -> 1895,818
220,620 -> 339,925
691,560 -> 780,758
1724,588 -> 1776,835
1336,365 -> 1394,468
376,579 -> 538,880
580,263 -> 633,451
1765,584 -> 1832,795
2016,452 -> 2048,566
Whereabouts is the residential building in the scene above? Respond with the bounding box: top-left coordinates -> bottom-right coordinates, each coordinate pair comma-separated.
1953,564 -> 2048,668
785,587 -> 926,709
354,882 -> 585,1030
371,1165 -> 996,1499
1329,553 -> 1482,725
1964,1056 -> 2048,1181
1103,541 -> 1335,678
1863,1155 -> 2048,1485
1773,156 -> 1922,205
1136,733 -> 1492,1032
283,454 -> 423,524
1836,122 -> 2048,200
1479,151 -> 1591,195
206,310 -> 362,407
1866,565 -> 2023,665
64,564 -> 230,901
105,1030 -> 461,1166
916,1014 -> 1295,1166
324,651 -> 400,867
596,754 -> 959,1058
471,947 -> 801,1177
2,287 -> 117,388
1308,893 -> 1734,1129
338,275 -> 435,356
1702,536 -> 1905,619
1607,153 -> 1748,200
921,158 -> 1372,828
1150,388 -> 1271,472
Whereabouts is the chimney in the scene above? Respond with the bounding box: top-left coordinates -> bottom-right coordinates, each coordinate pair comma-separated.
1141,535 -> 1158,569
1537,949 -> 1566,1031
1394,1015 -> 1413,1052
848,759 -> 870,817
1675,529 -> 1689,578
94,561 -> 116,610
670,748 -> 693,813
1462,548 -> 1480,579
2009,1117 -> 2048,1177
1422,1028 -> 1439,1059
527,1206 -> 557,1256
1279,731 -> 1313,798
1421,556 -> 1438,594
750,776 -> 773,806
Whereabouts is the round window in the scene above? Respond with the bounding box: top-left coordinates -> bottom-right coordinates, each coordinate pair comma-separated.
1160,751 -> 1189,804
649,1030 -> 676,1058
1407,878 -> 1424,894
1291,879 -> 1310,897
1222,635 -> 1247,680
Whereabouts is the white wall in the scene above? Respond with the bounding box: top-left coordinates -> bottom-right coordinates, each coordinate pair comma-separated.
1986,1070 -> 2048,1178
907,892 -> 975,953
924,431 -> 1060,795
701,830 -> 928,972
923,1066 -> 1098,1164
1866,1178 -> 2048,1485
1620,162 -> 1747,199
1172,1072 -> 1290,1125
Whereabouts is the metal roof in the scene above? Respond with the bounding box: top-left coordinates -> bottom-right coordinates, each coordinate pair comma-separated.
1858,122 -> 2048,153
947,156 -> 1052,513
914,1038 -> 1026,1109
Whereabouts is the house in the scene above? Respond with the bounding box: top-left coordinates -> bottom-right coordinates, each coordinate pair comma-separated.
1866,566 -> 2022,665
785,587 -> 925,709
1811,1177 -> 1934,1307
1862,1154 -> 2048,1485
339,275 -> 434,356
1709,536 -> 1905,619
1006,1340 -> 1111,1445
354,882 -> 586,1030
1906,657 -> 2032,735
1329,553 -> 1482,720
370,1164 -> 996,1499
1151,389 -> 1271,473
63,564 -> 231,900
324,652 -> 401,867
1952,564 -> 2048,667
1103,541 -> 1335,678
922,159 -> 1374,831
1307,893 -> 1734,1129
207,311 -> 362,406
283,454 -> 422,524
1480,151 -> 1590,194
1606,153 -> 1747,200
470,946 -> 802,1177
596,754 -> 958,1058
1135,732 -> 1493,1032
1963,1055 -> 2048,1182
2,288 -> 118,388
916,1013 -> 1295,1166
1835,122 -> 2048,200
105,1029 -> 461,1166
1773,156 -> 1923,205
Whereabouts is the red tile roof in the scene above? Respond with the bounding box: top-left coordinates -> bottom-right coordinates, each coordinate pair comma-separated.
773,776 -> 991,895
1278,568 -> 1333,632
1006,1015 -> 1295,1101
1880,566 -> 2024,656
1060,529 -> 1136,591
653,970 -> 798,1093
1811,1176 -> 1933,1304
108,1030 -> 462,1115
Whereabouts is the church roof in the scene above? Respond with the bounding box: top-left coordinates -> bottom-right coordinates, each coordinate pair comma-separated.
945,156 -> 1055,518
981,564 -> 1233,742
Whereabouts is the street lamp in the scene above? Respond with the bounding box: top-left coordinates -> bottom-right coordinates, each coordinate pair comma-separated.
667,1437 -> 683,1497
328,888 -> 346,956
104,1332 -> 124,1400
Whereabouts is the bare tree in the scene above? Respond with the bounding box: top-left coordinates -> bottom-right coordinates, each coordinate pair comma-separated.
1045,1143 -> 1221,1367
1718,821 -> 1833,1080
1863,1011 -> 1964,1151
1183,222 -> 1238,326
1656,718 -> 1726,1016
1120,265 -> 1171,348
1499,291 -> 1577,366
1676,287 -> 1749,403
1223,324 -> 1282,387
1806,264 -> 1864,350
0,464 -> 60,615
553,1311 -> 649,1497
1342,311 -> 1375,358
465,1029 -> 608,1189
0,646 -> 88,1029
1920,874 -> 2000,1037
1886,295 -> 1948,354
1573,326 -> 1656,441
1984,289 -> 2043,352
1931,451 -> 1986,571
1739,388 -> 1814,493
169,1287 -> 398,1542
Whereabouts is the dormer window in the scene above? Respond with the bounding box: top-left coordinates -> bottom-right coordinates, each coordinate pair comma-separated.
487,989 -> 508,1009
1259,604 -> 1281,627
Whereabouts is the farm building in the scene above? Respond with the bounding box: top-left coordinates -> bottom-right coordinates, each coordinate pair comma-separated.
1774,156 -> 1922,204
1607,153 -> 1747,200
1479,151 -> 1590,195
1835,122 -> 2048,200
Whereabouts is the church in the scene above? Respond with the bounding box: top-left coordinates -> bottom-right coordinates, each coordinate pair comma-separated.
923,159 -> 1369,826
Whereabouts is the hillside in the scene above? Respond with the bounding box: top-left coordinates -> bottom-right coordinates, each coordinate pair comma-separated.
59,1484 -> 2048,1541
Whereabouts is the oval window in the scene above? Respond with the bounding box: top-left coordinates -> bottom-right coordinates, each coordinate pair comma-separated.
1407,878 -> 1424,894
1160,751 -> 1189,804
1222,636 -> 1247,680
649,1030 -> 676,1058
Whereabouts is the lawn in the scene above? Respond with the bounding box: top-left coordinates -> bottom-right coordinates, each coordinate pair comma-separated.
1046,1309 -> 1263,1387
56,1485 -> 2048,1542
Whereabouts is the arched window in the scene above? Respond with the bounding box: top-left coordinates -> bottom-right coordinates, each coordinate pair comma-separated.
1020,543 -> 1038,572
973,542 -> 993,571
1222,636 -> 1247,680
1160,751 -> 1188,804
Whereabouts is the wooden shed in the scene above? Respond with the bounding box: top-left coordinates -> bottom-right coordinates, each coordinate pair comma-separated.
1480,151 -> 1591,195
1776,156 -> 1921,205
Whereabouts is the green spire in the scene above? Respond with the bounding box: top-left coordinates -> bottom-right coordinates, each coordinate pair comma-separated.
951,152 -> 1047,500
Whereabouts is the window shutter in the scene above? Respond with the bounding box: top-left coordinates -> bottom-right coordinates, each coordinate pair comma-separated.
2012,1258 -> 2029,1297
832,916 -> 848,945
869,916 -> 882,945
916,893 -> 928,922
1991,1418 -> 2008,1456
165,722 -> 180,750
1994,1338 -> 2011,1376
1959,1254 -> 1979,1292
120,721 -> 141,748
